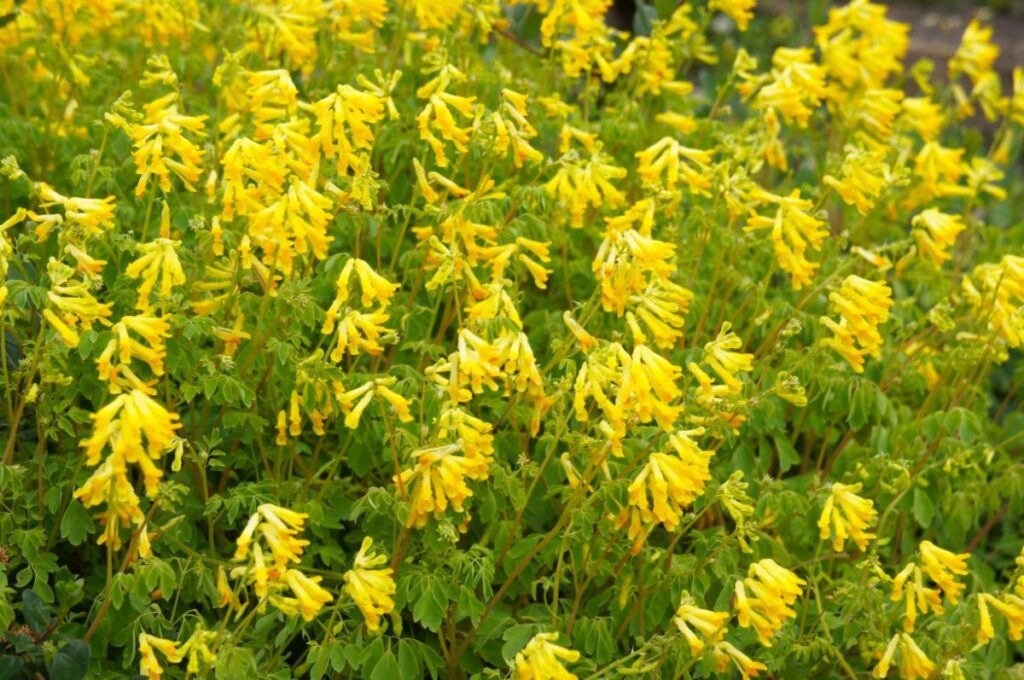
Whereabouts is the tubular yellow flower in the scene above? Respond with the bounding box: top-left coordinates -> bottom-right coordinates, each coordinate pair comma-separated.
898,634 -> 934,680
712,640 -> 768,678
889,562 -> 944,632
126,236 -> 186,313
962,254 -> 1024,349
820,275 -> 893,373
635,137 -> 713,195
42,308 -> 81,348
119,90 -> 208,196
977,594 -> 996,645
703,322 -> 754,394
818,481 -> 878,552
398,441 -> 491,528
673,592 -> 730,653
949,19 -> 1000,87
513,632 -> 580,680
985,593 -> 1024,640
312,83 -> 388,175
284,568 -> 334,621
911,209 -> 966,265
745,188 -> 827,289
754,47 -> 827,127
872,634 -> 899,679
628,443 -> 711,535
138,633 -> 184,680
544,151 -> 627,228
918,541 -> 969,604
823,146 -> 891,215
734,559 -> 806,646
343,537 -> 396,632
900,97 -> 945,140
709,0 -> 756,31
97,315 -> 171,389
814,0 -> 908,90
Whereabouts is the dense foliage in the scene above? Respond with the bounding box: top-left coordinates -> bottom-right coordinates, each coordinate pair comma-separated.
1,0 -> 1024,677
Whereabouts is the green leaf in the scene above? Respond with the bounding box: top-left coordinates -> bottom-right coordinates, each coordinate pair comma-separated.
501,623 -> 536,661
21,589 -> 49,632
369,649 -> 399,680
216,647 -> 257,680
398,641 -> 422,679
913,487 -> 935,528
633,0 -> 658,36
774,436 -> 800,473
48,640 -> 90,680
412,580 -> 447,632
59,500 -> 95,546
0,655 -> 26,680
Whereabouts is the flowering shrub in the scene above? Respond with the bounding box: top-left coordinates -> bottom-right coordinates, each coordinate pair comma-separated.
1,0 -> 1024,677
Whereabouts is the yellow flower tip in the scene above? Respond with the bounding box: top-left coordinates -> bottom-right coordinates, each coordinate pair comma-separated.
344,536 -> 396,632
512,633 -> 581,680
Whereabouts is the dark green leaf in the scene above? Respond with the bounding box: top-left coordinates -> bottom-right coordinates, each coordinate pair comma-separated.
21,589 -> 49,632
913,487 -> 935,528
48,640 -> 90,680
59,500 -> 95,546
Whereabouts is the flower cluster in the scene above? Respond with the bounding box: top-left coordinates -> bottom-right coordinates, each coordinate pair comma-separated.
3,0 -> 1024,678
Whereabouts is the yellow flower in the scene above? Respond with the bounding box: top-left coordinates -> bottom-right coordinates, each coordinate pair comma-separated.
984,593 -> 1024,640
118,90 -> 208,196
635,137 -> 713,195
80,389 -> 181,477
42,309 -> 81,348
962,254 -> 1024,349
818,482 -> 877,552
709,0 -> 756,31
126,236 -> 186,313
562,311 -> 597,351
46,260 -> 114,328
814,0 -> 908,90
312,83 -> 388,175
138,633 -> 184,680
912,141 -> 968,202
338,378 -> 414,429
911,209 -> 965,265
343,537 -> 396,632
246,175 -> 336,275
949,20 -> 1000,87
703,323 -> 754,394
900,97 -> 945,141
673,592 -> 729,653
512,632 -> 580,680
628,276 -> 694,349
890,562 -> 944,632
97,315 -> 171,389
734,558 -> 805,646
918,540 -> 969,604
773,371 -> 808,406
544,152 -> 626,228
628,440 -> 712,535
754,47 -> 827,127
872,634 -> 899,679
823,146 -> 891,215
898,634 -> 934,680
820,275 -> 893,373
398,441 -> 491,528
284,568 -> 334,621
712,640 -> 768,678
977,594 -> 996,645
744,188 -> 827,289
35,183 -> 116,237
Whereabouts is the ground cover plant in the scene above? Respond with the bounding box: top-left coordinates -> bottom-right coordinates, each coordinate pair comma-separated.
1,0 -> 1024,677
